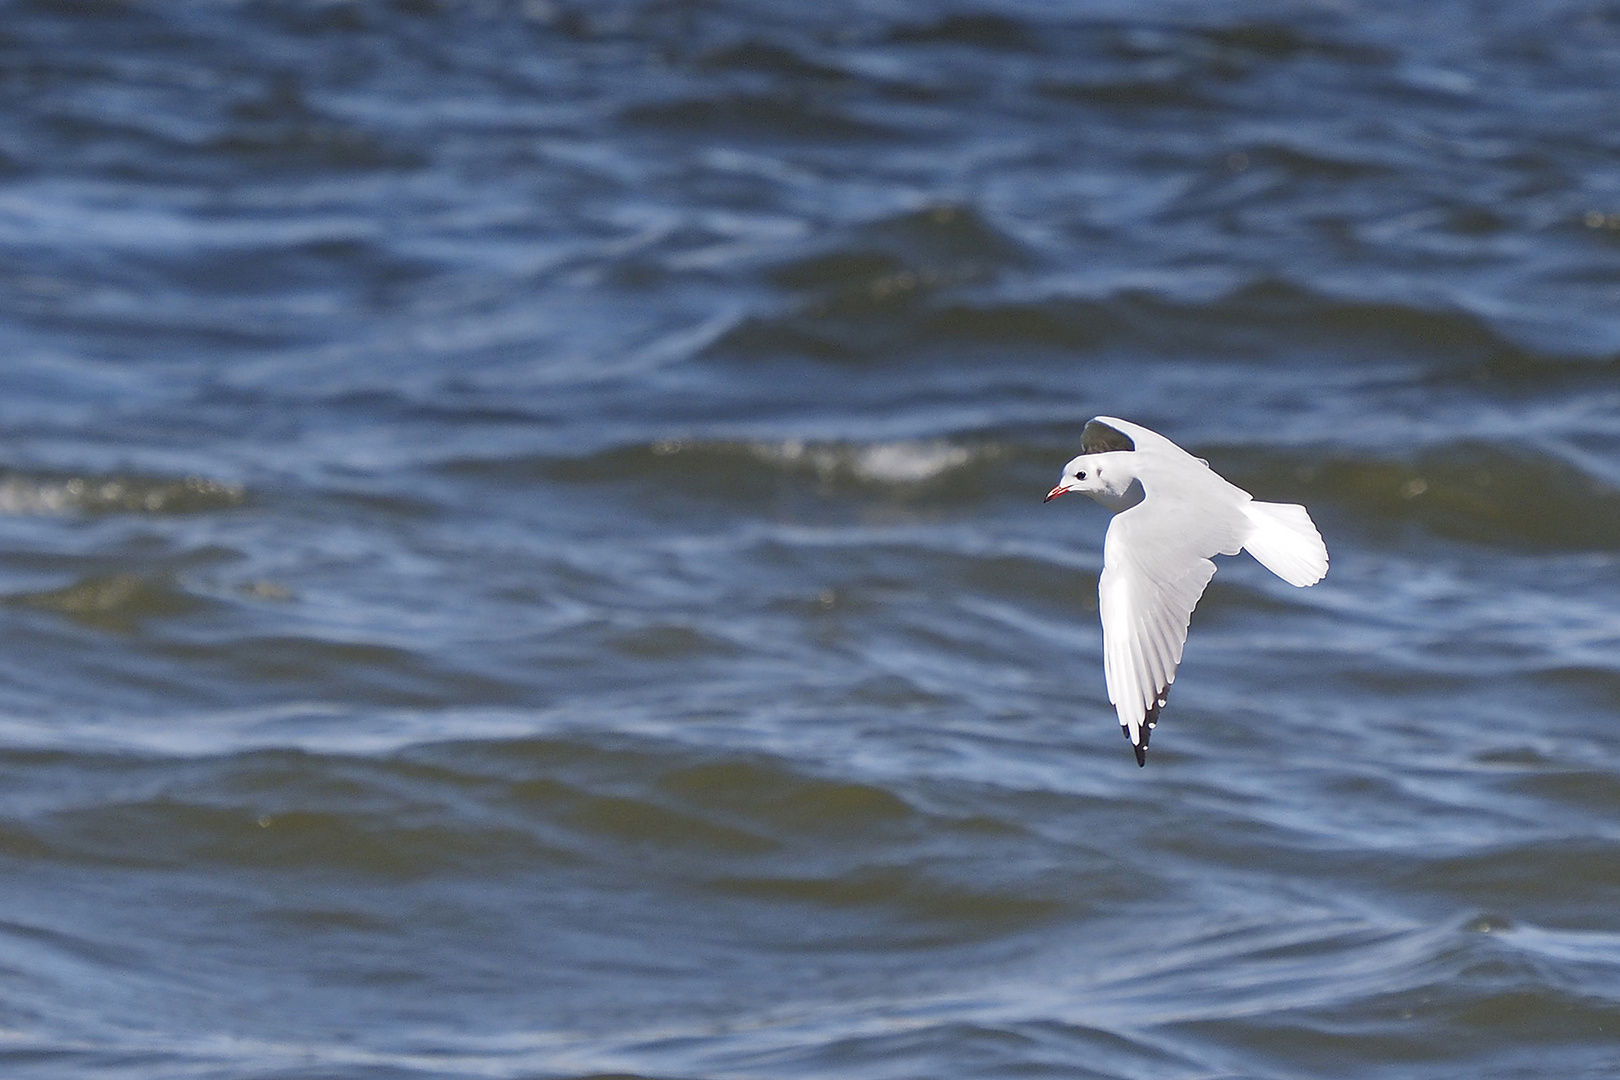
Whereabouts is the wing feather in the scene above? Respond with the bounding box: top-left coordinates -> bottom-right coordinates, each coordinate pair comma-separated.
1098,478 -> 1241,763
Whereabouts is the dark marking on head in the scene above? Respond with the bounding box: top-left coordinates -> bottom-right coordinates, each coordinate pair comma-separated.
1081,419 -> 1135,454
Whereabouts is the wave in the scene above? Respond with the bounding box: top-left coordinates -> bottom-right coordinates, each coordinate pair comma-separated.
1038,74 -> 1214,111
1408,835 -> 1620,906
751,438 -> 979,485
206,125 -> 423,172
1227,443 -> 1620,551
0,471 -> 245,516
536,436 -> 1004,504
886,13 -> 1037,52
620,92 -> 895,140
696,40 -> 851,82
748,202 -> 1032,332
9,574 -> 211,633
710,260 -> 1603,371
0,735 -> 1009,886
709,866 -> 1064,936
491,427 -> 1620,553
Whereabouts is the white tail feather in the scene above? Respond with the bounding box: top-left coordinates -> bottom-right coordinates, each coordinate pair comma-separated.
1242,501 -> 1329,586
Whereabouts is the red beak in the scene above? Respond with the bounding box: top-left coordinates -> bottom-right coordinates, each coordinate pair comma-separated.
1044,485 -> 1067,503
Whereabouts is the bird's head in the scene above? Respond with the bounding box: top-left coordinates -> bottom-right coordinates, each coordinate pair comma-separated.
1044,452 -> 1142,510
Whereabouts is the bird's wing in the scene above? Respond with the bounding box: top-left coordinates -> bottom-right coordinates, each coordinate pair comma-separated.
1098,483 -> 1246,764
1080,418 -> 1137,454
1091,416 -> 1204,465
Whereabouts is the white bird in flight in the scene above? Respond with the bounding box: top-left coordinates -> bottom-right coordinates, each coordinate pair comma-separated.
1044,417 -> 1328,766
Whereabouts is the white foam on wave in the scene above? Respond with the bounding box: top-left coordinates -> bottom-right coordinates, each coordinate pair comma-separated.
0,474 -> 244,515
751,439 -> 979,484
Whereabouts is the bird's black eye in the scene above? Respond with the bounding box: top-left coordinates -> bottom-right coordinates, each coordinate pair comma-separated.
1077,471 -> 1087,480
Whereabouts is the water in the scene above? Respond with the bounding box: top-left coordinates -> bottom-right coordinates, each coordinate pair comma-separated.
0,0 -> 1617,1076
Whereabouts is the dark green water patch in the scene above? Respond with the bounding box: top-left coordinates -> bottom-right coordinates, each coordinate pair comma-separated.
1224,444 -> 1620,550
658,759 -> 914,837
10,575 -> 213,633
710,864 -> 1067,935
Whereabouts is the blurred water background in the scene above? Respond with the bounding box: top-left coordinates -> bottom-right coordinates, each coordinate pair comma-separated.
0,0 -> 1618,1077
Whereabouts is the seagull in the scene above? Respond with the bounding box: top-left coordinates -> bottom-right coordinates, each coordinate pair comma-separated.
1044,417 -> 1328,766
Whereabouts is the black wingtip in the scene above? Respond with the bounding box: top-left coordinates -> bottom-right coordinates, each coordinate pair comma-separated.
1128,693 -> 1165,768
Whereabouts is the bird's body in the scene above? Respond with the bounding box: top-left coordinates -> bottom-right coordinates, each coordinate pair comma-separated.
1045,417 -> 1328,766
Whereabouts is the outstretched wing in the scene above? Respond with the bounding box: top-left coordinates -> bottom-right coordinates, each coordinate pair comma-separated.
1098,486 -> 1245,765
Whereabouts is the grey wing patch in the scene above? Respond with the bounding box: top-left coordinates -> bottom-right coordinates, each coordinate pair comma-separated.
1081,419 -> 1135,454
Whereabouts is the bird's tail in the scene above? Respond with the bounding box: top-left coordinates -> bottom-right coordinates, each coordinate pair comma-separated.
1242,501 -> 1329,587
